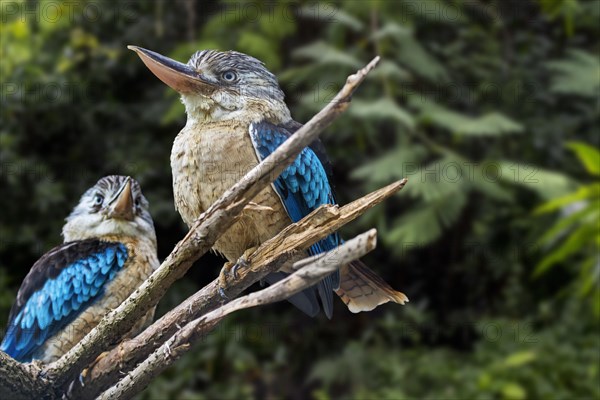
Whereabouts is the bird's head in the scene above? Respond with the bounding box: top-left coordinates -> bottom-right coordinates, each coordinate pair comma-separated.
129,46 -> 291,124
62,175 -> 156,246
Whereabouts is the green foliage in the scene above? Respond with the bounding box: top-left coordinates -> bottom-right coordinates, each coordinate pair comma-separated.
497,161 -> 576,200
546,50 -> 600,97
411,98 -> 524,137
538,0 -> 581,35
535,142 -> 600,314
309,301 -> 599,400
349,98 -> 415,130
567,142 -> 600,175
0,0 -> 598,398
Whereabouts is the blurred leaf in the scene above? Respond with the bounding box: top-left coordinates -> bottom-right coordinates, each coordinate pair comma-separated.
539,0 -> 581,35
351,145 -> 427,186
566,141 -> 600,176
395,35 -> 449,82
258,4 -> 296,39
503,351 -> 537,367
403,155 -> 466,201
161,97 -> 186,125
370,22 -> 411,41
534,223 -> 594,276
498,162 -> 575,199
534,184 -> 598,214
412,99 -> 524,136
400,0 -> 467,24
297,6 -> 363,31
536,203 -> 598,246
349,98 -> 415,130
501,382 -> 527,400
292,41 -> 362,68
387,191 -> 467,247
546,49 -> 600,97
469,164 -> 514,202
369,60 -> 411,82
326,8 -> 364,31
237,32 -> 282,70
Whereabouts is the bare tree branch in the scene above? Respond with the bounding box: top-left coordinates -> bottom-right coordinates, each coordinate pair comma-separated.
40,56 -> 381,389
99,230 -> 378,400
68,179 -> 406,399
0,352 -> 47,400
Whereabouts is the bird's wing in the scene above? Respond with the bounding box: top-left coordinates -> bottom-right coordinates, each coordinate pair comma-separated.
1,239 -> 128,361
281,119 -> 335,180
249,120 -> 341,318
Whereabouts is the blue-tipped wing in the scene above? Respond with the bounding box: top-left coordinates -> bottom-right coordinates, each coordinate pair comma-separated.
1,240 -> 128,361
249,120 -> 341,318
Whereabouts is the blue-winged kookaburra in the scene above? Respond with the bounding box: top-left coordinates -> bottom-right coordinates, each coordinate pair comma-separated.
1,175 -> 158,362
129,46 -> 408,319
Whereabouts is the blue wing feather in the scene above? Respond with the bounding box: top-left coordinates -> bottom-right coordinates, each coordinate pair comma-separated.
250,121 -> 340,318
0,240 -> 128,361
250,121 -> 340,249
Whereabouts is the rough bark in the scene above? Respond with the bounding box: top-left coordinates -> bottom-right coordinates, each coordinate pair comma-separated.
0,352 -> 45,400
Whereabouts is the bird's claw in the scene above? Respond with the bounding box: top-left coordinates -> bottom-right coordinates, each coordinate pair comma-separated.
75,350 -> 106,387
33,361 -> 50,381
218,287 -> 229,300
217,261 -> 235,300
217,247 -> 256,300
231,256 -> 249,279
218,256 -> 249,296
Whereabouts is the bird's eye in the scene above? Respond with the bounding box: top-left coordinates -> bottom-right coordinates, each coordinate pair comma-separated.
93,194 -> 104,206
134,197 -> 141,207
221,71 -> 238,82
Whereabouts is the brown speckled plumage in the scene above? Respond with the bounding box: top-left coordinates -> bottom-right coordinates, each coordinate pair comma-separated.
172,119 -> 291,261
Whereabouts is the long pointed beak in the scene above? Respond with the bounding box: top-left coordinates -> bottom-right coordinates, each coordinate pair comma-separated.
108,178 -> 135,221
128,45 -> 215,95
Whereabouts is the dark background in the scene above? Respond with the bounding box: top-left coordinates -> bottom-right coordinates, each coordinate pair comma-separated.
1,0 -> 599,398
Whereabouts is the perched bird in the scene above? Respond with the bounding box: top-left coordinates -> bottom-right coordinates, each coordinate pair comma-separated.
1,176 -> 159,362
129,46 -> 408,318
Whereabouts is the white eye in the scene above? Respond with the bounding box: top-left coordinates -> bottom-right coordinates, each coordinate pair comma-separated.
93,194 -> 104,206
221,71 -> 238,82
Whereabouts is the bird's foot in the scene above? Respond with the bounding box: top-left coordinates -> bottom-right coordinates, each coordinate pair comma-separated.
32,360 -> 48,380
78,351 -> 109,386
217,247 -> 257,300
218,261 -> 235,300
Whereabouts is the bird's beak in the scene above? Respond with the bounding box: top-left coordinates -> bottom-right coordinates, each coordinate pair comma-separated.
128,45 -> 215,95
108,178 -> 135,221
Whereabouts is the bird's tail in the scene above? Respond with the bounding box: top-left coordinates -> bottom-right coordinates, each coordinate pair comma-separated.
335,260 -> 408,313
262,272 -> 321,317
